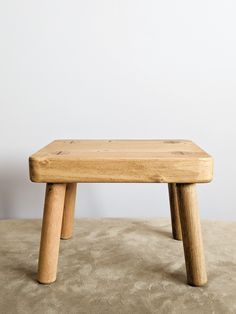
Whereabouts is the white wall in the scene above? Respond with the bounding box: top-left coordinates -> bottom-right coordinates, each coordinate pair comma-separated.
0,0 -> 235,220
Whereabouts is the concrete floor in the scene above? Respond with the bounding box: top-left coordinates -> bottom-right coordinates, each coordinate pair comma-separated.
0,218 -> 236,313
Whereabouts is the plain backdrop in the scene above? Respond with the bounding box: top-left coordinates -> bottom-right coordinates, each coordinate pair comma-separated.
0,1 -> 235,219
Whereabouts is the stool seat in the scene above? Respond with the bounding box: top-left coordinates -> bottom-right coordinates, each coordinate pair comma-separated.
29,139 -> 213,183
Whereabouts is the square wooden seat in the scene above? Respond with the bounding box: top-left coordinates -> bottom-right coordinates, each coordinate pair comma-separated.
29,140 -> 212,183
29,140 -> 213,287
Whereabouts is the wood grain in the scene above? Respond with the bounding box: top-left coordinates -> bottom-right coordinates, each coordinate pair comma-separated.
176,183 -> 207,286
61,183 -> 77,240
38,183 -> 66,284
168,183 -> 182,240
29,140 -> 213,183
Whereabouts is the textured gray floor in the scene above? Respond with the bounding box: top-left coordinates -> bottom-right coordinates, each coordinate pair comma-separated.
0,218 -> 236,314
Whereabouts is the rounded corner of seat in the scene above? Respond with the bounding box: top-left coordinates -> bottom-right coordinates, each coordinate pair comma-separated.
29,156 -> 43,183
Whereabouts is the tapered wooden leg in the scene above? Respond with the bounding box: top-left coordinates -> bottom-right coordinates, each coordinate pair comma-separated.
176,183 -> 207,286
168,183 -> 182,240
61,183 -> 77,240
38,183 -> 66,284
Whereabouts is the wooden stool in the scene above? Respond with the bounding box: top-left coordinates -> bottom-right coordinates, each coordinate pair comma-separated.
29,140 -> 213,286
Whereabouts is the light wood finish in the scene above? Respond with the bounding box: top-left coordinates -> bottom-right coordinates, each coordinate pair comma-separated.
29,140 -> 213,183
168,183 -> 182,241
38,183 -> 66,284
61,183 -> 77,240
29,139 -> 212,287
176,183 -> 207,286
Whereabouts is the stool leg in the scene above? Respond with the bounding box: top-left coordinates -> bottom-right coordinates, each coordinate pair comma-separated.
168,183 -> 182,240
61,183 -> 77,240
176,183 -> 207,286
38,183 -> 66,284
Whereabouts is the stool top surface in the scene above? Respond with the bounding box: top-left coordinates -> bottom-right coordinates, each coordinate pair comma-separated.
29,140 -> 213,183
